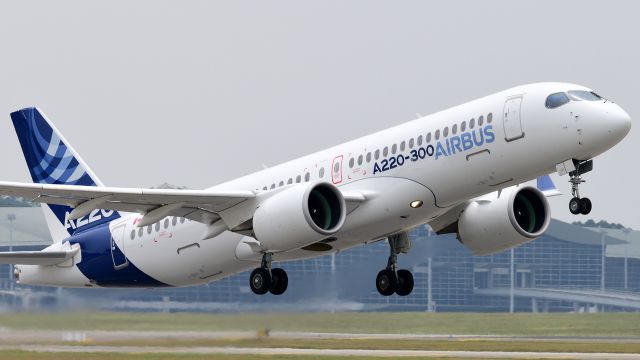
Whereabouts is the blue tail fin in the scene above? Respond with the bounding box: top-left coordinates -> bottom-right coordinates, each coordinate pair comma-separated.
10,107 -> 119,241
536,174 -> 562,197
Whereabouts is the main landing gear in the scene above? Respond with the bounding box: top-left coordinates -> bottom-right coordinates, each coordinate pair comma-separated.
568,159 -> 593,215
376,233 -> 414,296
249,253 -> 288,295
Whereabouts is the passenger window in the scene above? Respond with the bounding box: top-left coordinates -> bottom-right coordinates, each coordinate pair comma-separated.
443,127 -> 449,137
180,217 -> 185,224
318,168 -> 324,178
147,226 -> 152,234
366,152 -> 372,162
155,222 -> 160,232
164,218 -> 169,229
426,133 -> 431,143
172,217 -> 177,226
469,118 -> 475,129
279,181 -> 284,187
296,175 -> 301,183
545,92 -> 570,108
478,115 -> 484,126
374,149 -> 380,160
435,129 -> 440,140
357,154 -> 363,165
287,178 -> 293,184
461,121 -> 466,132
305,172 -> 310,182
391,144 -> 397,154
487,113 -> 493,123
452,124 -> 457,135
270,184 -> 275,189
383,146 -> 388,157
138,228 -> 143,238
349,158 -> 355,168
130,230 -> 135,240
400,141 -> 406,151
417,135 -> 423,146
408,138 -> 414,148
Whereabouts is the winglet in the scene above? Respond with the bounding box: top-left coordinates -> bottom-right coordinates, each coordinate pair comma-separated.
537,175 -> 562,197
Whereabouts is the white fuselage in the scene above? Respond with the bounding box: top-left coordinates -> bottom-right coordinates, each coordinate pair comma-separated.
18,82 -> 631,287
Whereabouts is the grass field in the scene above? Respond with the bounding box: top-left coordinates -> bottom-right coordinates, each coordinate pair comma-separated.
1,312 -> 639,359
0,311 -> 639,336
0,352 -> 535,360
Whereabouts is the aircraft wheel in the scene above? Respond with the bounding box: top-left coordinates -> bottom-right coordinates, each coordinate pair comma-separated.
376,269 -> 397,296
269,268 -> 288,295
581,198 -> 592,215
396,269 -> 414,296
250,268 -> 271,295
569,197 -> 583,215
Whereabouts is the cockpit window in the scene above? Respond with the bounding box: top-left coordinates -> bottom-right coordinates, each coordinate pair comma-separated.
545,92 -> 570,109
568,90 -> 602,101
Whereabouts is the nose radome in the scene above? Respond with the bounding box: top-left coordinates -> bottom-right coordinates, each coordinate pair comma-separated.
612,106 -> 632,139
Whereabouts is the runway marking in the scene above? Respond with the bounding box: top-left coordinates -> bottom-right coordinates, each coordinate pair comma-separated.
2,345 -> 640,359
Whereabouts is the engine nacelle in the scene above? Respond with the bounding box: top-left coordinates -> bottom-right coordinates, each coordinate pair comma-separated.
253,182 -> 346,252
458,186 -> 550,255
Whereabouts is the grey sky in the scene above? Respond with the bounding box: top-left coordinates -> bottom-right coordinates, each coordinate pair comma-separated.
0,1 -> 638,228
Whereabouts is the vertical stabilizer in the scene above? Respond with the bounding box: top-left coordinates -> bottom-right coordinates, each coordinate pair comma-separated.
10,107 -> 120,242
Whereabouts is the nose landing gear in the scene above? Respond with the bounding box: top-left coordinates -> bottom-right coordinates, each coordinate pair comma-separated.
567,159 -> 593,215
249,252 -> 289,295
375,233 -> 414,296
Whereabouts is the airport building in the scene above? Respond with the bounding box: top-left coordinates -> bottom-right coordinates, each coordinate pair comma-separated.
2,196 -> 640,313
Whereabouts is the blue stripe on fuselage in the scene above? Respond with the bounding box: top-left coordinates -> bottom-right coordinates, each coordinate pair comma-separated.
68,224 -> 170,287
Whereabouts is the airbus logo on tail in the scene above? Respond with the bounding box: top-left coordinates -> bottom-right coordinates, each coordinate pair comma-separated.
65,209 -> 117,231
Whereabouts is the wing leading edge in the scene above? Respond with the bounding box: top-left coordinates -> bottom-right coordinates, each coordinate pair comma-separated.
0,181 -> 256,226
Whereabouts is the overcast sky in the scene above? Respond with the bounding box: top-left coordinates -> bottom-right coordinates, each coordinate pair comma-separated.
0,1 -> 638,229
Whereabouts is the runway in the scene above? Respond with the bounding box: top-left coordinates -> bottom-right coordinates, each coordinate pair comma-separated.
3,344 -> 640,359
2,328 -> 640,343
1,329 -> 639,359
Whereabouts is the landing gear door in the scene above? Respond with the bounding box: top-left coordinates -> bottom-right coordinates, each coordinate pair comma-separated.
331,155 -> 343,184
110,222 -> 129,270
503,96 -> 524,142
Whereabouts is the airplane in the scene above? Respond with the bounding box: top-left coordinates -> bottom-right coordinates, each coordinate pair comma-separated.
0,82 -> 631,297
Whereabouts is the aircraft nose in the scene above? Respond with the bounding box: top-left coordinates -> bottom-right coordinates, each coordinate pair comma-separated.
610,105 -> 632,140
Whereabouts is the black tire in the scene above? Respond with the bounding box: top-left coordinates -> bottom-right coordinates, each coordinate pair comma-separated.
581,198 -> 592,215
569,197 -> 583,215
269,268 -> 288,295
376,269 -> 397,296
396,269 -> 414,296
250,268 -> 271,295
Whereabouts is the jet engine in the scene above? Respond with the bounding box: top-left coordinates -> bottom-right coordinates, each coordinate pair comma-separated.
457,186 -> 550,255
252,182 -> 346,252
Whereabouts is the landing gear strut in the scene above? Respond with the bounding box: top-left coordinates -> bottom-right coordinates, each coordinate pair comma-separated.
568,159 -> 593,215
249,253 -> 288,295
376,233 -> 414,297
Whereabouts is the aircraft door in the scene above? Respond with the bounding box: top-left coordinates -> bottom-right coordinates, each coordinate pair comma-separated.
503,97 -> 524,141
331,155 -> 343,184
110,222 -> 129,270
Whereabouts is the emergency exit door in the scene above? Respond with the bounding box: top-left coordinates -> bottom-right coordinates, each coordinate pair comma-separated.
503,97 -> 524,141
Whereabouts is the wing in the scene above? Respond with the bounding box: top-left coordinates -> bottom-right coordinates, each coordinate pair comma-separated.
0,181 -> 256,227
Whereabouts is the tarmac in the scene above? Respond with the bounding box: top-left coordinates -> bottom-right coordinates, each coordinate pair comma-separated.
2,344 -> 639,359
1,329 -> 639,359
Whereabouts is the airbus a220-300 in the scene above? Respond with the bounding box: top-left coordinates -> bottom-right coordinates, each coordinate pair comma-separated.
0,83 -> 630,296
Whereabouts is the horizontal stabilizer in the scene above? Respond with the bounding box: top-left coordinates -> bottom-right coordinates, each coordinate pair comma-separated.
537,175 -> 562,197
0,248 -> 79,265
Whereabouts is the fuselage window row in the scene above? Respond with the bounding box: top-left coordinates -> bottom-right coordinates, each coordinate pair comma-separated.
255,113 -> 494,192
